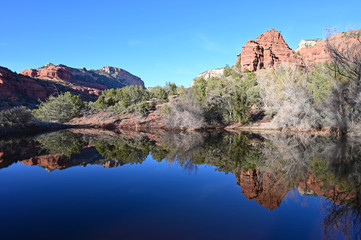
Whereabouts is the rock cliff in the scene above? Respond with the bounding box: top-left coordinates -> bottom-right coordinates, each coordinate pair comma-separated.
235,29 -> 305,72
297,29 -> 361,67
0,66 -> 53,109
20,63 -> 145,89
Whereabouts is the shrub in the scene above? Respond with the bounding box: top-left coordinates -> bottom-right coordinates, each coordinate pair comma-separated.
94,85 -> 150,112
163,98 -> 205,130
149,86 -> 168,103
0,106 -> 33,126
257,64 -> 321,130
223,66 -> 233,77
125,101 -> 155,115
34,92 -> 85,123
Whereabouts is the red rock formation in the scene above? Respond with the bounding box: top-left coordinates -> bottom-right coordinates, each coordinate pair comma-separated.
20,65 -> 73,82
0,66 -> 53,109
236,169 -> 290,210
298,29 -> 361,67
236,29 -> 305,72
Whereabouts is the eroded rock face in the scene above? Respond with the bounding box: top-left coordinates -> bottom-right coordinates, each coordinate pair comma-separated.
20,63 -> 145,90
298,30 -> 361,67
295,39 -> 322,52
236,29 -> 305,72
0,66 -> 52,109
20,65 -> 73,82
237,169 -> 290,210
197,68 -> 225,80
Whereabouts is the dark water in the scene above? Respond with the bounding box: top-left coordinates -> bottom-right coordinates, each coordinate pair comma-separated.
0,130 -> 360,240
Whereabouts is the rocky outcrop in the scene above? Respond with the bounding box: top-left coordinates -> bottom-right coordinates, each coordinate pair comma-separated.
20,63 -> 145,90
295,39 -> 322,52
298,29 -> 361,67
20,65 -> 73,82
236,29 -> 305,72
0,66 -> 53,109
197,68 -> 225,80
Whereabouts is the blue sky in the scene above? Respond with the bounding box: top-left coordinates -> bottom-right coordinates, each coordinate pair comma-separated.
1,0 -> 360,87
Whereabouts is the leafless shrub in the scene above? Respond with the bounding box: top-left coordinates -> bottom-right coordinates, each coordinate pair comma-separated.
257,64 -> 321,131
163,98 -> 205,130
323,30 -> 361,134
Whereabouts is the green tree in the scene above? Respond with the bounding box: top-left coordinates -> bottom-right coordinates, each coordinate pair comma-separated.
34,92 -> 85,123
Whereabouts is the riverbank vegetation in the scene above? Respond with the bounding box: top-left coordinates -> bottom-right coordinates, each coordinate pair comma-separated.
1,31 -> 360,135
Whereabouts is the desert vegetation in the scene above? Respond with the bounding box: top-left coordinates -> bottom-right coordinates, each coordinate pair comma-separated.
1,30 -> 360,134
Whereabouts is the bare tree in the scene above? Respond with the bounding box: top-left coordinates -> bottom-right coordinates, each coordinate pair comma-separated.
323,30 -> 361,134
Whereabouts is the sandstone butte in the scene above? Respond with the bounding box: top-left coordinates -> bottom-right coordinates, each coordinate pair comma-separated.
235,28 -> 305,72
0,63 -> 144,109
234,28 -> 361,72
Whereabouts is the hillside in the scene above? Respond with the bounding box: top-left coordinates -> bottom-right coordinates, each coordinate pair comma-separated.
0,64 -> 144,109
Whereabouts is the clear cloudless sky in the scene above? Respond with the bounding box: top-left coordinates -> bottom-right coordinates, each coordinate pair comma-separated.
1,0 -> 360,87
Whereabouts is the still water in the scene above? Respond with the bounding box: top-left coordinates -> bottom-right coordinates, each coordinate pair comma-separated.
0,130 -> 360,240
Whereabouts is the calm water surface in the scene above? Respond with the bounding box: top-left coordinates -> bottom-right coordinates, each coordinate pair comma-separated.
0,130 -> 360,240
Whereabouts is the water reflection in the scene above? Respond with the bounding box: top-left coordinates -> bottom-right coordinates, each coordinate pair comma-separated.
0,130 -> 360,238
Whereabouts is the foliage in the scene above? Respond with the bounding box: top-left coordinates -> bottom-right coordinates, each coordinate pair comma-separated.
95,138 -> 149,164
36,131 -> 85,157
33,92 -> 85,123
0,106 -> 33,126
124,101 -> 155,115
149,86 -> 168,103
164,82 -> 178,95
94,85 -> 150,113
307,64 -> 332,103
223,65 -> 233,77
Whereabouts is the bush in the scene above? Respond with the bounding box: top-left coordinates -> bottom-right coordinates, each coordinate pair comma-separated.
125,101 -> 155,115
0,106 -> 33,126
94,85 -> 150,112
163,98 -> 205,130
257,64 -> 321,130
149,86 -> 168,103
223,66 -> 233,77
34,92 -> 85,123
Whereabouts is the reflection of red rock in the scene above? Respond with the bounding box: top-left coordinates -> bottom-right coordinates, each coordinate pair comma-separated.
236,29 -> 305,72
236,169 -> 290,210
21,154 -> 71,170
297,174 -> 356,205
298,29 -> 361,67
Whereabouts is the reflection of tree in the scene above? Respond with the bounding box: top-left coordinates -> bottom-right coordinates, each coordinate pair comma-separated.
94,137 -> 150,164
0,137 -> 38,168
35,130 -> 85,157
323,192 -> 361,240
3,128 -> 361,239
259,133 -> 361,238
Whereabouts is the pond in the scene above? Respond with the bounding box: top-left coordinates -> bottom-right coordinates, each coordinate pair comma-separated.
0,129 -> 360,240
